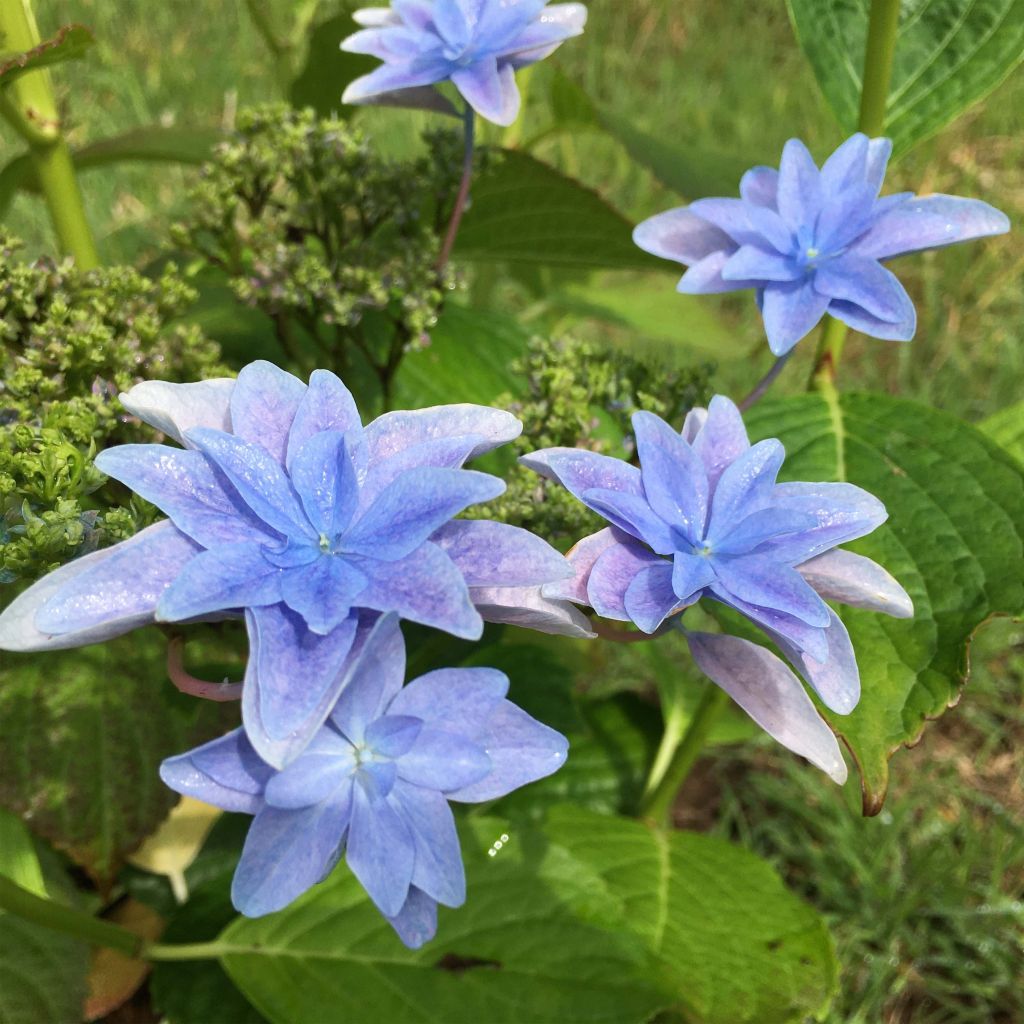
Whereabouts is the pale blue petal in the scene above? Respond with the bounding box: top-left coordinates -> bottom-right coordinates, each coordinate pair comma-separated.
813,182 -> 877,254
819,133 -> 869,195
288,431 -> 359,538
776,138 -> 822,229
706,439 -> 785,539
286,368 -> 361,468
773,609 -> 861,715
623,562 -> 681,633
390,782 -> 465,907
280,557 -> 367,635
451,59 -> 520,126
387,886 -> 438,949
396,727 -> 491,791
229,361 -> 306,466
633,207 -> 732,265
365,715 -> 423,759
708,588 -> 829,663
431,520 -> 570,587
712,555 -> 831,627
739,166 -> 778,208
520,447 -> 642,500
722,245 -> 802,282
814,254 -> 914,324
343,59 -> 455,104
263,735 -> 356,809
671,553 -> 716,603
587,539 -> 666,621
761,278 -> 831,355
582,487 -> 676,554
678,251 -> 756,294
387,666 -> 508,735
826,297 -> 916,341
712,507 -> 817,557
346,781 -> 416,917
692,395 -> 751,490
544,527 -> 619,603
365,405 -> 520,466
797,548 -> 913,618
118,378 -> 235,449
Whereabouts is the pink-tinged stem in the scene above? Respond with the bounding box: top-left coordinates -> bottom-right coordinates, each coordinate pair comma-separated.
435,105 -> 476,273
166,636 -> 243,702
739,350 -> 793,411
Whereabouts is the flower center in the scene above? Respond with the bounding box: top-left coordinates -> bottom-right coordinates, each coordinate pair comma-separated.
318,533 -> 332,554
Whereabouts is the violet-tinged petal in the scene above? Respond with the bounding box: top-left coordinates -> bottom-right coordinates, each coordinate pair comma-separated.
365,715 -> 423,759
390,782 -> 465,907
341,26 -> 428,59
354,6 -> 403,28
232,794 -> 353,917
864,138 -> 893,196
451,59 -> 520,126
692,395 -> 750,489
365,405 -> 520,465
819,133 -> 869,195
677,250 -> 757,294
156,543 -> 282,623
330,614 -> 407,744
722,245 -> 803,282
685,631 -> 847,783
285,366 -> 361,457
118,378 -> 235,448
471,584 -> 596,638
633,410 -> 709,542
706,439 -> 785,538
280,557 -> 367,635
396,727 -> 492,791
671,553 -> 717,603
229,361 -> 307,465
814,254 -> 914,324
632,207 -> 733,265
681,407 -> 707,443
712,507 -> 817,557
346,781 -> 416,917
343,59 -> 454,105
798,548 -> 913,618
544,527 -> 619,604
587,540 -> 666,621
739,166 -> 779,208
712,555 -> 831,627
352,542 -> 482,639
431,520 -> 571,587
582,487 -> 676,555
776,138 -> 822,229
3,522 -> 198,650
388,666 -> 509,735
187,428 -> 313,539
774,609 -> 861,715
95,445 -> 277,547
289,431 -> 360,538
853,194 -> 1010,261
826,297 -> 916,341
160,729 -> 274,815
761,278 -> 831,356
708,588 -> 830,663
387,886 -> 438,949
519,447 -> 643,500
623,562 -> 682,633
243,606 -> 358,768
813,182 -> 878,254
687,197 -> 782,249
445,701 -> 568,803
263,746 -> 355,810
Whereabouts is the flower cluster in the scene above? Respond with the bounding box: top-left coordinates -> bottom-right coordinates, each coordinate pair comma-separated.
342,0 -> 587,125
634,134 -> 1010,355
526,395 -> 914,781
161,614 -> 566,947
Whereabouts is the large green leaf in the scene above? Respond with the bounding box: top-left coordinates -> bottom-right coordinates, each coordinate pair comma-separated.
0,23 -> 94,86
219,807 -> 836,1024
0,628 -> 237,882
744,392 -> 1024,812
981,401 -> 1024,463
787,0 -> 1024,152
456,149 -> 660,270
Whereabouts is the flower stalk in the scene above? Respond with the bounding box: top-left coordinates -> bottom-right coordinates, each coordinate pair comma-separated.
436,105 -> 476,273
0,0 -> 99,268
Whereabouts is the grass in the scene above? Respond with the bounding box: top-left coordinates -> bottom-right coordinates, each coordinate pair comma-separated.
1,2 -> 1022,1021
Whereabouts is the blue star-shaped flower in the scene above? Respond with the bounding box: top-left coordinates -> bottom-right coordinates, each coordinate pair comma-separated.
160,614 -> 568,948
526,396 -> 915,782
634,134 -> 1010,355
341,0 -> 587,125
0,361 -> 576,767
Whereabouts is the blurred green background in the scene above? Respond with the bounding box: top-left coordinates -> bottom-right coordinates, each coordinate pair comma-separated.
1,2 -> 1021,1021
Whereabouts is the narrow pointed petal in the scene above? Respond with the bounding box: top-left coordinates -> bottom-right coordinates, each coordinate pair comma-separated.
624,562 -> 682,633
812,182 -> 877,253
242,606 -> 358,768
354,6 -> 403,28
692,395 -> 751,489
160,729 -> 274,814
853,194 -> 1009,260
390,782 -> 465,907
633,410 -> 709,542
677,251 -> 757,294
472,585 -> 596,638
707,439 -> 785,537
681,406 -> 708,444
672,553 -> 716,603
389,666 -> 508,733
774,609 -> 861,715
188,428 -> 312,539
827,297 -> 916,341
708,587 -> 830,663
739,166 -> 779,208
365,715 -> 423,759
157,543 -> 283,623
776,139 -> 822,228
352,543 -> 482,639
397,727 -> 491,791
343,60 -> 453,105
686,631 -> 848,783
633,208 -> 733,265
365,405 -> 520,465
232,795 -> 353,917
722,245 -> 802,282
432,520 -> 569,588
119,378 -> 235,448
387,886 -> 438,949
444,701 -> 568,803
451,59 -> 520,126
504,2 -> 587,67
712,508 -> 816,557
814,254 -> 915,324
713,556 -> 831,627
819,133 -> 869,195
280,557 -> 367,635
520,447 -> 642,500
544,527 -> 619,604
289,432 -> 359,538
263,736 -> 355,809
864,138 -> 893,195
688,197 -> 790,250
229,361 -> 307,465
587,541 -> 666,621
2,523 -> 199,651
348,468 -> 507,565
798,549 -> 913,618
582,487 -> 676,554
769,481 -> 889,561
95,445 -> 276,547
346,782 -> 416,917
286,369 -> 361,467
761,278 -> 831,355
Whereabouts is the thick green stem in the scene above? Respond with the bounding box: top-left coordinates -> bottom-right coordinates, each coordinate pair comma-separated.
809,0 -> 901,388
0,0 -> 99,268
640,684 -> 729,826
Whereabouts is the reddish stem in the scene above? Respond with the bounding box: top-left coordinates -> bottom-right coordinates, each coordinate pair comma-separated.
166,636 -> 243,702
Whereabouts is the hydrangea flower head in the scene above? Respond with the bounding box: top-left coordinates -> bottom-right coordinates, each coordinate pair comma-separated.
0,361 -> 578,766
341,1 -> 587,125
525,395 -> 914,782
161,614 -> 568,948
634,133 -> 1010,355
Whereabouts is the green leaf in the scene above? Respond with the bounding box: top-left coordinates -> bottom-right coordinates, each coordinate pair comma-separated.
786,0 -> 1024,152
0,23 -> 94,86
744,392 -> 1024,812
289,13 -> 374,118
0,809 -> 45,896
219,808 -> 837,1024
395,301 -> 532,407
456,149 -> 660,270
0,628 -> 238,882
981,401 -> 1024,463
